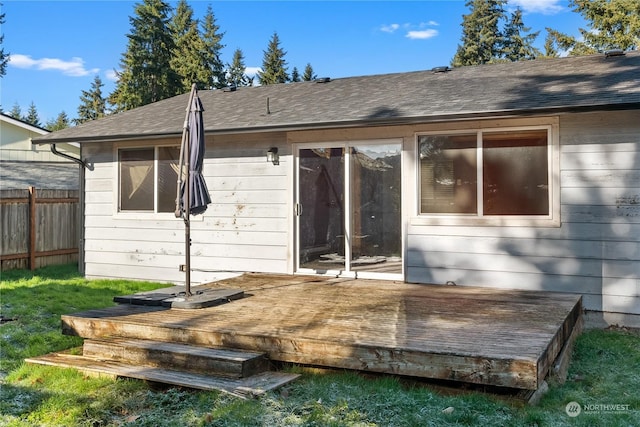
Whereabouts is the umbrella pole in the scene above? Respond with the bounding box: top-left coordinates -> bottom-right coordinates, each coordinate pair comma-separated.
180,85 -> 197,297
185,135 -> 191,297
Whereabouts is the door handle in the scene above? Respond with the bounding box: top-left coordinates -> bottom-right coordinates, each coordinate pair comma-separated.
295,203 -> 303,216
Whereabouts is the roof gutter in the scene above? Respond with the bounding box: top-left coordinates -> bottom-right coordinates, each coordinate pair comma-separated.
50,143 -> 88,169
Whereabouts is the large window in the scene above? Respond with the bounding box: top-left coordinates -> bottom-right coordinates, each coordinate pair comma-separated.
118,146 -> 180,213
418,126 -> 557,226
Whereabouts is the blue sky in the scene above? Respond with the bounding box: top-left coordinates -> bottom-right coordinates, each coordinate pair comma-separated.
2,0 -> 587,124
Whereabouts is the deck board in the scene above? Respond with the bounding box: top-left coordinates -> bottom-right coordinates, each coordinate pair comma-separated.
26,351 -> 299,398
61,274 -> 582,390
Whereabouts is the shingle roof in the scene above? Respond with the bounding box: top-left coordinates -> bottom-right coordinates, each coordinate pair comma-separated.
0,161 -> 79,189
33,51 -> 640,144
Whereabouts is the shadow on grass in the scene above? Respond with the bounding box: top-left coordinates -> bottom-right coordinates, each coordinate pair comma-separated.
0,382 -> 52,421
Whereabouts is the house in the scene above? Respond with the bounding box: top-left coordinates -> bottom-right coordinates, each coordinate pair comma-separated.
0,112 -> 80,189
33,51 -> 640,327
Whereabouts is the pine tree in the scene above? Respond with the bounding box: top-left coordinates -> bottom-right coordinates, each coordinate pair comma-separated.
547,0 -> 639,54
502,8 -> 540,61
543,32 -> 559,58
170,0 -> 208,92
8,103 -> 21,120
257,32 -> 288,85
76,75 -> 107,125
452,0 -> 506,67
46,112 -> 70,131
24,102 -> 41,127
227,48 -> 251,87
302,63 -> 317,81
290,67 -> 300,83
546,27 -> 596,56
0,8 -> 8,78
109,0 -> 180,112
201,5 -> 226,89
577,0 -> 639,51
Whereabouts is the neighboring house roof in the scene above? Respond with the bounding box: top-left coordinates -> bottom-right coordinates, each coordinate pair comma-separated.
33,51 -> 640,145
0,112 -> 50,135
0,161 -> 79,190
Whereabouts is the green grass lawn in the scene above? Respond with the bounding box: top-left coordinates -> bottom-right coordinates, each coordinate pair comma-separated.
1,264 -> 639,426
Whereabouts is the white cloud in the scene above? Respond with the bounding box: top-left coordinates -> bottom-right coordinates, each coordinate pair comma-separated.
508,0 -> 564,15
380,23 -> 400,33
406,29 -> 439,40
105,69 -> 119,81
245,67 -> 261,78
381,21 -> 439,39
9,54 -> 99,77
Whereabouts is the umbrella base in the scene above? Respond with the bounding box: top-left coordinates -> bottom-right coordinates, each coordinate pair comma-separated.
165,288 -> 244,309
114,288 -> 244,309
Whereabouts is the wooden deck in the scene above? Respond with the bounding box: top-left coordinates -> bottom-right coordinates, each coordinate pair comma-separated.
60,274 -> 582,391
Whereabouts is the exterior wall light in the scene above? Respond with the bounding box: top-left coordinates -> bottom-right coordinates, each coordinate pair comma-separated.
267,147 -> 279,165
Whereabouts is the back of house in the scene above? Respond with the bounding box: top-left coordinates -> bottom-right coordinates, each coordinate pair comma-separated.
34,51 -> 640,327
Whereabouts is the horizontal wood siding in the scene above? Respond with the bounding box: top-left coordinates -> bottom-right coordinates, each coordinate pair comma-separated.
407,111 -> 640,316
82,135 -> 290,284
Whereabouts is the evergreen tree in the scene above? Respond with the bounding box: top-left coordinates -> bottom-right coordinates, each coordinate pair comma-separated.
76,75 -> 107,124
24,102 -> 41,127
302,63 -> 317,81
502,8 -> 540,61
290,66 -> 300,83
109,0 -> 180,112
8,102 -> 21,120
547,0 -> 639,54
543,32 -> 559,58
0,7 -> 8,78
227,48 -> 251,87
257,32 -> 288,85
201,5 -> 226,89
546,27 -> 596,56
46,111 -> 70,131
170,0 -> 208,92
452,0 -> 506,67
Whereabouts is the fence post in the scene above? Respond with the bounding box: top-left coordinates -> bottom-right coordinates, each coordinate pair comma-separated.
29,186 -> 36,270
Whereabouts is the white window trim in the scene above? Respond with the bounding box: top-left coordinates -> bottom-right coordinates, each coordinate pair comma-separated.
411,122 -> 560,227
113,143 -> 201,221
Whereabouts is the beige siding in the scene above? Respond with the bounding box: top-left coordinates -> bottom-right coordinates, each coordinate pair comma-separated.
407,110 -> 640,316
82,134 -> 291,285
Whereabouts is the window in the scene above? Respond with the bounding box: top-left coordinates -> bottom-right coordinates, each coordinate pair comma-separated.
417,126 -> 557,226
118,146 -> 180,213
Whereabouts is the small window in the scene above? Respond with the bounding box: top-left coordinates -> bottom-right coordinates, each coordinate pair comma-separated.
419,133 -> 477,214
119,146 -> 180,213
417,126 -> 556,226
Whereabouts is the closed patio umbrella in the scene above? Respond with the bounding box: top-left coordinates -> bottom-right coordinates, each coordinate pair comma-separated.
176,84 -> 211,296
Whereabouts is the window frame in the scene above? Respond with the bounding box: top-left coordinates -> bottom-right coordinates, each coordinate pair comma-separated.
115,144 -> 182,218
413,123 -> 560,227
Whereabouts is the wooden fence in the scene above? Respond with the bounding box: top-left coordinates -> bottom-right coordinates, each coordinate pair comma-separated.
1,187 -> 79,271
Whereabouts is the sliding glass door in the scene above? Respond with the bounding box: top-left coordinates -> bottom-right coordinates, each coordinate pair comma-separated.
296,142 -> 402,278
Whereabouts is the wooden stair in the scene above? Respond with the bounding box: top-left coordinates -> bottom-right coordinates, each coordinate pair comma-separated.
26,338 -> 299,398
83,338 -> 270,378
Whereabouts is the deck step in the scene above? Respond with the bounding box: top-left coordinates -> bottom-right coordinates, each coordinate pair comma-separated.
83,338 -> 269,379
26,350 -> 299,399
